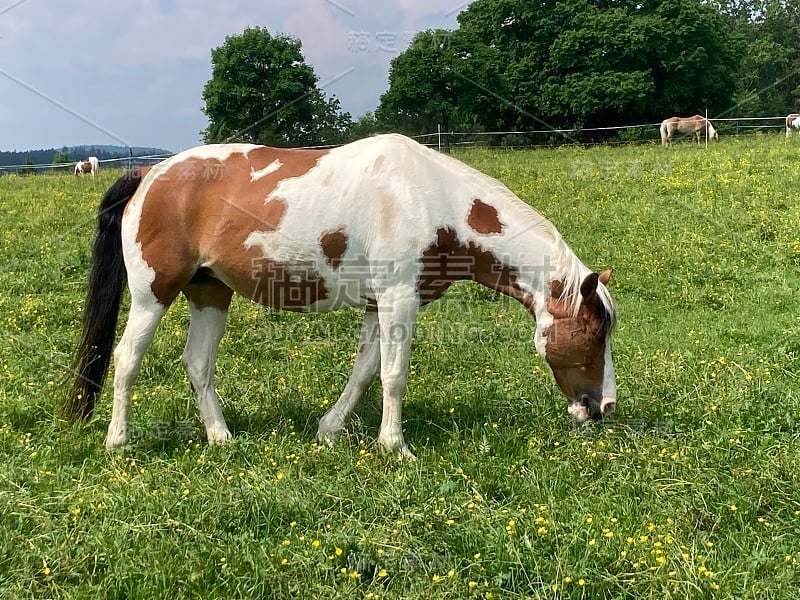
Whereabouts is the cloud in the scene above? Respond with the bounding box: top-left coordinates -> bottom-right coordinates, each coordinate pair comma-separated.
0,0 -> 468,151
394,0 -> 471,20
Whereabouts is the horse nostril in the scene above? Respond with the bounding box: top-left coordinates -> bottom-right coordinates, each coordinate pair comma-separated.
601,398 -> 616,417
580,395 -> 590,408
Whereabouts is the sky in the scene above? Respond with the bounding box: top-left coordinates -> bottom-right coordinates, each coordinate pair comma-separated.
0,0 -> 471,152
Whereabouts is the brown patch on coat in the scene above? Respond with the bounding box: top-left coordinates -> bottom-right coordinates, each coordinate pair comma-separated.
467,198 -> 503,235
320,227 -> 348,268
134,146 -> 329,309
417,227 -> 534,311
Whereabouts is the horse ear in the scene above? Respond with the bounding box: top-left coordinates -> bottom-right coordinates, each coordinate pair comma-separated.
580,273 -> 599,299
598,269 -> 613,286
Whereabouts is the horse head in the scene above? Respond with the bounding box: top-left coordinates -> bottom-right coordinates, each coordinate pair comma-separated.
536,270 -> 616,422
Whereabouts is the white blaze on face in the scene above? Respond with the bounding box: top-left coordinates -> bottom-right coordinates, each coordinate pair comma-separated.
601,340 -> 617,417
533,296 -> 553,359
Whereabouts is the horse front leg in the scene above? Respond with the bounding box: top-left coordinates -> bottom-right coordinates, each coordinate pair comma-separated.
317,308 -> 380,444
375,286 -> 419,459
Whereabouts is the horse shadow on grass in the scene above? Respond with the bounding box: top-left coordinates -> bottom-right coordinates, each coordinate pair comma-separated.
86,386 -> 679,457
110,386 -> 529,456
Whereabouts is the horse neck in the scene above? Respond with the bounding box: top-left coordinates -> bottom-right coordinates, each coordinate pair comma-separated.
409,143 -> 592,314
468,200 -> 590,315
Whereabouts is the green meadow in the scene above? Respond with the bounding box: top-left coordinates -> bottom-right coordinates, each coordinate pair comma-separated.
0,135 -> 798,599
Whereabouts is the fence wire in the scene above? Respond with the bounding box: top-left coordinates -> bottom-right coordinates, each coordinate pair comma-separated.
0,115 -> 792,173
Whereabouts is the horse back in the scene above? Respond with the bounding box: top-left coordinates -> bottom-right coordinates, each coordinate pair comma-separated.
124,136 -> 532,312
124,138 -> 492,311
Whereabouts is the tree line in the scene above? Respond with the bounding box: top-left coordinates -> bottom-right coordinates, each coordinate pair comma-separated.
376,0 -> 800,137
0,145 -> 169,169
200,0 -> 800,146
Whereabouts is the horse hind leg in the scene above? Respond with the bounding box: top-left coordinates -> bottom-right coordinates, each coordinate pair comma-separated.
106,296 -> 167,450
181,276 -> 234,445
317,308 -> 381,444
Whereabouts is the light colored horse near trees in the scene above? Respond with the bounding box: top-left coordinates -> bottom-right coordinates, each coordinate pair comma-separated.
660,115 -> 719,146
74,156 -> 100,176
65,134 -> 617,458
786,114 -> 800,137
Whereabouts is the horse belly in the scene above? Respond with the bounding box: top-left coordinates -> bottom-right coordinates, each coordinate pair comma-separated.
208,251 -> 370,313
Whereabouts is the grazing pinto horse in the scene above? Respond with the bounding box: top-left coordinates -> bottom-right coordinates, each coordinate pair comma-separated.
786,114 -> 800,138
66,134 -> 617,458
74,156 -> 100,176
660,115 -> 718,146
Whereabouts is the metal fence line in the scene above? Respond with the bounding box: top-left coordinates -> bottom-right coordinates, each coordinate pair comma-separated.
0,153 -> 173,173
0,115 -> 792,172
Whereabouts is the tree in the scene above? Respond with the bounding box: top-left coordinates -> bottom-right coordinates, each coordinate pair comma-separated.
52,147 -> 71,165
348,112 -> 381,140
202,27 -> 352,147
19,156 -> 34,176
456,0 -> 740,128
647,0 -> 741,118
378,0 -> 742,137
376,29 -> 510,146
712,0 -> 800,115
376,30 -> 463,141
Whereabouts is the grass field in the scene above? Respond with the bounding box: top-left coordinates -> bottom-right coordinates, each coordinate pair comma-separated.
0,135 -> 799,599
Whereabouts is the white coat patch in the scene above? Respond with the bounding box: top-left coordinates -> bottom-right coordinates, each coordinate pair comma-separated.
250,159 -> 283,182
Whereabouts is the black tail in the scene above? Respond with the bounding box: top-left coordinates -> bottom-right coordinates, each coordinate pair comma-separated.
64,171 -> 143,420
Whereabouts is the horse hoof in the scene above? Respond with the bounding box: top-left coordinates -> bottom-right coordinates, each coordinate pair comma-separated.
207,427 -> 232,445
316,426 -> 342,446
378,435 -> 416,460
396,445 -> 416,461
104,431 -> 128,451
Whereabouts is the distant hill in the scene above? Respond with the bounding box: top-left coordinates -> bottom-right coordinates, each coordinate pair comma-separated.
0,145 -> 172,168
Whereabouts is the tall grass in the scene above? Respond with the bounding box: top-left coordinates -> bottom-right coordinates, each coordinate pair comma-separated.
0,135 -> 798,598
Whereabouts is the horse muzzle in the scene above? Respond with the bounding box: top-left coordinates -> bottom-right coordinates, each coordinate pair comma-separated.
568,396 -> 616,423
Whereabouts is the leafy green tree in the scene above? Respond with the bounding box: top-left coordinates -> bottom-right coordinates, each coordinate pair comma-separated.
379,0 -> 742,136
376,30 -> 463,142
376,29 -> 510,145
647,0 -> 741,117
713,0 -> 800,115
457,0 -> 740,128
19,156 -> 34,176
202,27 -> 352,146
52,147 -> 71,165
348,111 -> 381,140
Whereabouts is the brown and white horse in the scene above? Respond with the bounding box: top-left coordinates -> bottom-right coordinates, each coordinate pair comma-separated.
74,156 -> 100,176
660,115 -> 718,146
66,134 -> 617,458
786,114 -> 800,138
